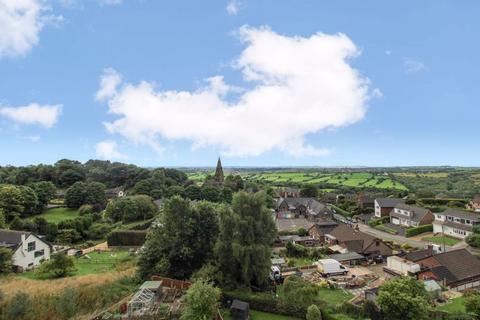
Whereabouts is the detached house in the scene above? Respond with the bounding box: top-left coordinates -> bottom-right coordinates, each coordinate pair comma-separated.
374,198 -> 405,218
0,229 -> 52,272
275,197 -> 332,221
409,249 -> 480,291
389,203 -> 434,228
278,187 -> 301,198
467,195 -> 480,212
432,209 -> 480,239
309,223 -> 392,259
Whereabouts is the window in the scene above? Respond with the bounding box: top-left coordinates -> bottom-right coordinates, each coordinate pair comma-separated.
34,249 -> 44,258
27,241 -> 36,252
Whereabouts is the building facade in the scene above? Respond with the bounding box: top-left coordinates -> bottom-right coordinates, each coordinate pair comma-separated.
432,209 -> 480,239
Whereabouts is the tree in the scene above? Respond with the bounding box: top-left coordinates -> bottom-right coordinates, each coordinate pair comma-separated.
224,175 -> 244,192
465,293 -> 480,318
306,304 -> 322,320
65,182 -> 87,208
138,197 -> 219,279
201,186 -> 222,202
180,280 -> 221,320
300,185 -> 318,198
37,253 -> 76,278
18,185 -> 39,216
0,209 -> 5,229
216,191 -> 276,287
281,276 -> 320,314
183,185 -> 202,201
377,277 -> 429,320
0,247 -> 12,274
84,182 -> 107,206
0,184 -> 24,221
31,181 -> 56,211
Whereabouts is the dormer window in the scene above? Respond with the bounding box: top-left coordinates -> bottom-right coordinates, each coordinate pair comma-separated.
27,241 -> 36,252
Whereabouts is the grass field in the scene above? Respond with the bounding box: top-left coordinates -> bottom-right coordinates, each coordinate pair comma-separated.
19,251 -> 134,279
422,236 -> 460,246
35,207 -> 80,223
437,297 -> 467,314
222,309 -> 300,320
286,257 -> 317,267
226,171 -> 407,191
317,287 -> 353,305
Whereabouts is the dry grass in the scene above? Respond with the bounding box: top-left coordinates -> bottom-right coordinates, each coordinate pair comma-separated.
0,267 -> 136,298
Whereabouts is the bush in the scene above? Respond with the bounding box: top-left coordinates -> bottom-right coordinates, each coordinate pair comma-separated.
56,287 -> 78,319
406,224 -> 433,237
7,292 -> 32,319
78,204 -> 93,215
307,304 -> 322,320
466,234 -> 480,248
107,230 -> 147,246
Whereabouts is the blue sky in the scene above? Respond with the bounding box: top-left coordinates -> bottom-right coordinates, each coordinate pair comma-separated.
0,0 -> 479,167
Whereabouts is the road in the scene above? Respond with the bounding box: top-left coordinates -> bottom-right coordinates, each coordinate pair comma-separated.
357,223 -> 436,249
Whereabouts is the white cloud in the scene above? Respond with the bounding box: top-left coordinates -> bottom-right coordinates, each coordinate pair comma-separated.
96,68 -> 122,101
95,140 -> 126,159
97,26 -> 374,157
226,0 -> 241,15
98,0 -> 122,5
25,135 -> 40,142
0,0 -> 61,58
0,103 -> 62,128
404,58 -> 427,74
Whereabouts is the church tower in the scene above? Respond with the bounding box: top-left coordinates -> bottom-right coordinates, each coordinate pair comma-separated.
214,157 -> 224,185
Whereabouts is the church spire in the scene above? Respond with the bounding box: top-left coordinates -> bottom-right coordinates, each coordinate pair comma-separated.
214,157 -> 224,185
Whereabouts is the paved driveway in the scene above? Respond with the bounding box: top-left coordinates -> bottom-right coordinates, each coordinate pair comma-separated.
276,218 -> 313,232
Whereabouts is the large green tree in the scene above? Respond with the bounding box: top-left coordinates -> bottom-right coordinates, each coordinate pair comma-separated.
377,277 -> 429,320
215,191 -> 276,287
300,185 -> 318,198
138,196 -> 219,279
0,247 -> 13,274
31,181 -> 56,209
0,184 -> 24,221
465,293 -> 480,318
180,280 -> 221,320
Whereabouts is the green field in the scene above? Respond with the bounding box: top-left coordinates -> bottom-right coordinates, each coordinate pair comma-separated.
317,287 -> 353,305
35,207 -> 80,223
19,251 -> 133,279
422,236 -> 461,246
244,171 -> 407,191
437,297 -> 467,314
222,309 -> 300,320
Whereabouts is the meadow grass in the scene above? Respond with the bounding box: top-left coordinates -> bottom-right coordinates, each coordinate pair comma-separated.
35,207 -> 80,223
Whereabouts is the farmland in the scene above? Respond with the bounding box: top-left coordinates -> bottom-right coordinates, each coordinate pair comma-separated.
187,170 -> 408,191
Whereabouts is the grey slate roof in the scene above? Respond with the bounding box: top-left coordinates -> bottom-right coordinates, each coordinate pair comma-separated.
431,249 -> 480,282
438,209 -> 480,221
375,198 -> 405,208
0,229 -> 30,251
276,197 -> 330,215
391,203 -> 431,223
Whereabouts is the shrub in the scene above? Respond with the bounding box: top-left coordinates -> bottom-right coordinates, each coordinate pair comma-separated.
78,204 -> 93,215
466,234 -> 480,248
36,253 -> 76,278
107,230 -> 147,246
56,287 -> 77,319
7,292 -> 32,319
307,304 -> 322,320
406,224 -> 433,237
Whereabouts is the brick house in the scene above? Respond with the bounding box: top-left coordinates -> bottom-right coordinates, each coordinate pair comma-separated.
374,198 -> 405,218
389,203 -> 434,228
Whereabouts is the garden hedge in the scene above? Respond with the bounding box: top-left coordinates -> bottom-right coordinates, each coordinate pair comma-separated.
406,224 -> 433,237
107,230 -> 147,246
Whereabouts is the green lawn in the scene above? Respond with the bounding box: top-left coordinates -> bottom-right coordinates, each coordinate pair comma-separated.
222,309 -> 300,320
437,297 -> 467,314
286,257 -> 316,267
317,287 -> 353,305
19,251 -> 133,279
35,207 -> 80,223
422,236 -> 460,246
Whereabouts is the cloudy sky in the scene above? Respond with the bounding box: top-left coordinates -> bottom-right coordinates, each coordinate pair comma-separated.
1,0 -> 479,167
